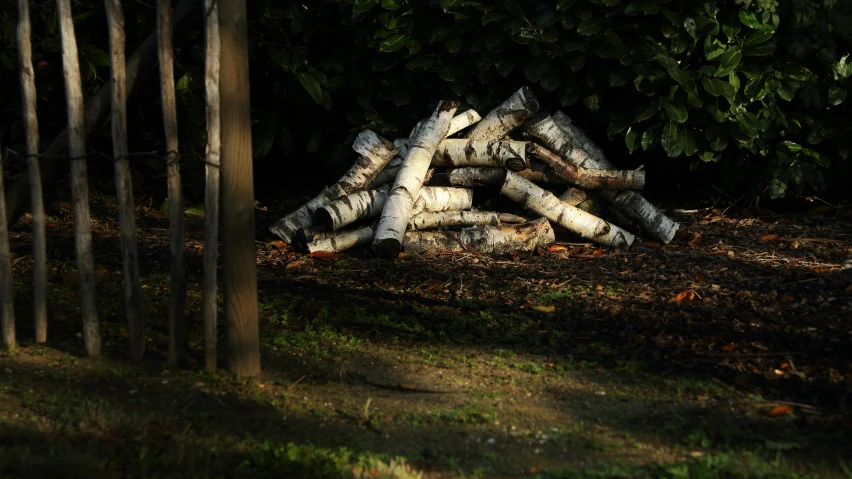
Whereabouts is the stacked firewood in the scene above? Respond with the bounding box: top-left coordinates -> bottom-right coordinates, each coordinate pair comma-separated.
270,87 -> 679,257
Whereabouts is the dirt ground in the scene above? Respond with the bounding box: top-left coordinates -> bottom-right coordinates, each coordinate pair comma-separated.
1,196 -> 850,478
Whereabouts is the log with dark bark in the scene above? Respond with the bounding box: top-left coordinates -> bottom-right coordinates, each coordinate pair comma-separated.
403,217 -> 554,255
107,0 -> 144,362
526,113 -> 678,244
58,0 -> 101,357
529,143 -> 645,190
17,0 -> 47,344
428,167 -> 507,188
4,0 -> 201,230
373,100 -> 459,258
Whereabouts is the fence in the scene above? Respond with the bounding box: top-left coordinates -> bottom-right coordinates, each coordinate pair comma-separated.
0,0 -> 260,376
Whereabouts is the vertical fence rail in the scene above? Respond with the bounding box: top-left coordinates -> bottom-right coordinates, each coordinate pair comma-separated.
17,0 -> 48,344
158,0 -> 188,365
106,0 -> 145,362
202,0 -> 222,370
0,146 -> 15,350
57,0 -> 101,356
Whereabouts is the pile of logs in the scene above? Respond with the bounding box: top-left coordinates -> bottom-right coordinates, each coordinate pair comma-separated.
270,87 -> 679,257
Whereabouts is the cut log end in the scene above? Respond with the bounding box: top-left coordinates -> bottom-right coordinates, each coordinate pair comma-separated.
373,238 -> 402,259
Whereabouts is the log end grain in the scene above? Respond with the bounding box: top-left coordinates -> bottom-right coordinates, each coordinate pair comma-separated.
373,237 -> 402,259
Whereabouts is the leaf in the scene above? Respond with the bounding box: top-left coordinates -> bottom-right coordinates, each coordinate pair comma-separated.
503,0 -> 528,22
828,86 -> 847,106
285,260 -> 307,271
703,37 -> 726,61
681,124 -> 697,156
531,305 -> 556,313
175,74 -> 191,91
379,33 -> 407,52
702,76 -> 736,99
760,234 -> 780,241
665,103 -> 688,124
661,121 -> 683,157
642,123 -> 662,151
381,0 -> 401,9
269,240 -> 289,250
625,126 -> 639,152
446,36 -> 463,53
577,18 -> 605,36
672,290 -> 697,303
583,94 -> 600,112
308,251 -> 337,260
297,72 -> 324,104
766,405 -> 794,417
713,46 -> 742,77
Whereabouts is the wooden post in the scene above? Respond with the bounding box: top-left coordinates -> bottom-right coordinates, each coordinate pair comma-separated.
158,0 -> 187,364
0,146 -> 15,350
202,0 -> 221,370
220,0 -> 260,377
17,0 -> 47,343
106,0 -> 145,363
57,0 -> 101,356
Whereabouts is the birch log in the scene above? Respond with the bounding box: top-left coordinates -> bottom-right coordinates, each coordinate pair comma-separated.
58,0 -> 101,356
0,149 -> 15,350
202,0 -> 220,371
428,167 -> 507,188
501,172 -> 634,249
409,211 -> 527,230
314,186 -> 472,231
526,114 -> 678,243
529,143 -> 645,190
17,0 -> 47,344
432,140 -> 529,171
404,218 -> 555,255
552,111 -> 607,163
466,86 -> 539,140
158,0 -> 187,364
373,100 -> 459,258
303,225 -> 376,254
514,161 -> 570,185
394,110 -> 481,160
107,0 -> 144,363
368,157 -> 402,189
269,130 -> 397,243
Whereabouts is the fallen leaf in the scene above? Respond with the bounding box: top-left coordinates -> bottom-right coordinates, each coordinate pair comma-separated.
644,242 -> 662,248
767,405 -> 794,417
269,240 -> 288,250
524,464 -> 541,476
592,248 -> 603,256
780,295 -> 795,303
285,260 -> 307,271
673,290 -> 697,303
531,305 -> 556,313
720,343 -> 738,352
760,234 -> 781,241
399,383 -> 418,390
549,244 -> 568,253
308,251 -> 337,260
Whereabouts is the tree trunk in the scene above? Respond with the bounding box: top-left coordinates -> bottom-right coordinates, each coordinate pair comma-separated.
269,130 -> 397,243
404,218 -> 554,255
158,0 -> 188,364
466,86 -> 539,141
0,148 -> 15,350
57,0 -> 100,357
373,100 -> 459,259
107,0 -> 145,363
432,140 -> 529,171
4,0 -> 201,230
220,0 -> 260,377
529,143 -> 645,190
525,113 -> 678,244
202,0 -> 221,371
17,0 -> 47,344
501,172 -> 634,250
409,211 -> 526,230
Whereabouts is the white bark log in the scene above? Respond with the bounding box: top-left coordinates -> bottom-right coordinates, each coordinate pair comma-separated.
158,0 -> 187,365
552,110 -> 608,164
428,167 -> 507,187
107,0 -> 145,363
558,187 -> 587,207
304,225 -> 376,254
529,143 -> 645,190
314,186 -> 471,231
202,0 -> 221,371
368,156 -> 402,189
58,0 -> 100,356
404,218 -> 554,255
448,110 -> 482,137
373,100 -> 459,258
501,172 -> 634,249
17,0 -> 47,344
525,113 -> 678,243
466,86 -> 539,140
432,139 -> 529,171
0,148 -> 15,350
409,211 -> 526,230
269,130 -> 397,243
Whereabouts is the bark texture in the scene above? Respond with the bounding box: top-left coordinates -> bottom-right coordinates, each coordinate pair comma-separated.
0,152 -> 15,350
269,130 -> 396,243
409,211 -> 526,230
202,0 -> 221,371
526,114 -> 678,243
373,100 -> 459,258
158,0 -> 187,365
305,225 -> 376,254
58,0 -> 101,356
529,143 -> 645,190
466,86 -> 539,140
403,218 -> 554,255
107,0 -> 144,362
558,187 -> 587,207
4,0 -> 201,229
412,187 -> 473,215
221,0 -> 260,377
428,167 -> 507,188
17,0 -> 47,343
514,161 -> 571,185
432,139 -> 529,171
447,110 -> 481,136
501,172 -> 634,249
